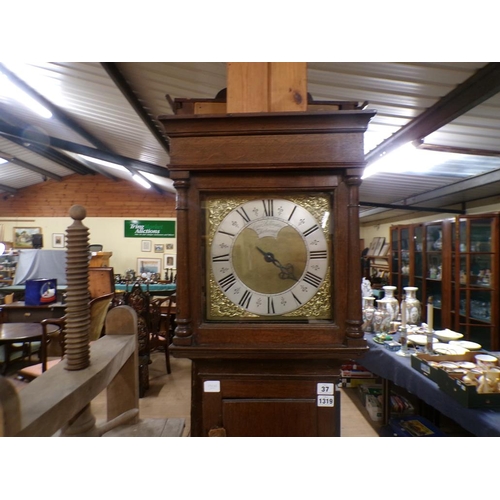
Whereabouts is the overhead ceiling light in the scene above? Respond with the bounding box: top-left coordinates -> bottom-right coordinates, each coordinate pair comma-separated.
0,158 -> 8,165
0,70 -> 52,119
362,143 -> 463,180
132,174 -> 151,189
78,154 -> 128,173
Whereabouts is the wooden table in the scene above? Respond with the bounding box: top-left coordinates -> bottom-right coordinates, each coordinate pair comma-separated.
0,322 -> 58,375
0,301 -> 66,323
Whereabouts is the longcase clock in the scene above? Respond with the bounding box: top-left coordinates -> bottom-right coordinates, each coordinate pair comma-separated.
159,104 -> 375,437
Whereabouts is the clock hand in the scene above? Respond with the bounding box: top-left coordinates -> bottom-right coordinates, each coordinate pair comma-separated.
256,247 -> 298,281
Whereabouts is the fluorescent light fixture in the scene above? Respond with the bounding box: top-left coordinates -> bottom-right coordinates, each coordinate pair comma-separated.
362,143 -> 461,180
132,174 -> 151,189
0,158 -> 8,165
78,154 -> 128,173
0,70 -> 52,119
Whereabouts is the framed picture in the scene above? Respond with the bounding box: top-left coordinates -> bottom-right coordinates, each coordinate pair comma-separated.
367,237 -> 378,256
154,243 -> 164,253
379,242 -> 390,256
52,233 -> 65,248
13,227 -> 42,248
166,243 -> 174,250
141,240 -> 152,252
374,237 -> 386,256
164,254 -> 176,268
137,258 -> 161,275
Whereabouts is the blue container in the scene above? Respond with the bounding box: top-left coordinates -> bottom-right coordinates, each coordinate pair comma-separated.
25,279 -> 57,306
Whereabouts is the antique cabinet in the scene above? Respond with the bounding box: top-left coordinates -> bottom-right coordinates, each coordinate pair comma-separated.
390,214 -> 499,349
159,105 -> 375,436
0,253 -> 19,285
390,225 -> 414,298
454,214 -> 499,350
422,220 -> 453,331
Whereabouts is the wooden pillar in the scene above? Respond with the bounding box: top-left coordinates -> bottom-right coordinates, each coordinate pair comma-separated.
345,174 -> 364,343
171,172 -> 192,346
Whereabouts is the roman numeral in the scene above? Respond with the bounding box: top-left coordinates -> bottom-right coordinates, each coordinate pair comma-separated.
310,250 -> 327,259
263,199 -> 274,217
239,290 -> 252,309
219,273 -> 237,292
287,205 -> 297,221
303,224 -> 319,237
236,207 -> 250,223
268,296 -> 275,314
212,253 -> 230,262
292,292 -> 302,306
218,230 -> 235,237
303,271 -> 322,288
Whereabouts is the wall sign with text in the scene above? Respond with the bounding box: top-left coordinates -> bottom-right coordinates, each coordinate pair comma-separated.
124,220 -> 176,238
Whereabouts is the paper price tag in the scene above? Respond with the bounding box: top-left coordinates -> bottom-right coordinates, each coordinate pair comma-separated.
317,395 -> 334,407
203,380 -> 221,392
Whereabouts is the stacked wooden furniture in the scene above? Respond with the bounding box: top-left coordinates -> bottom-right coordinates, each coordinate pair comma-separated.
159,62 -> 375,436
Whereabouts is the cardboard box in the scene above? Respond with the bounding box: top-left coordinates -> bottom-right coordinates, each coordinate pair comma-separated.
437,367 -> 500,409
365,394 -> 383,422
25,279 -> 57,306
411,351 -> 479,383
358,383 -> 383,407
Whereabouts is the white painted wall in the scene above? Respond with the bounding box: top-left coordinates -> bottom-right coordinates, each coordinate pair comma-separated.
0,217 -> 177,278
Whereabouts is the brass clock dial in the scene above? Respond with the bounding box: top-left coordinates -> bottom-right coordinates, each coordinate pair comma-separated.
206,194 -> 332,320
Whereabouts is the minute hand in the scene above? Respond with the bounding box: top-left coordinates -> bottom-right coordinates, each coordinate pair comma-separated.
256,247 -> 298,281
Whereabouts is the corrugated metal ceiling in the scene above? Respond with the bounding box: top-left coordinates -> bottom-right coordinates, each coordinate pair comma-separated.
2,62 -> 500,223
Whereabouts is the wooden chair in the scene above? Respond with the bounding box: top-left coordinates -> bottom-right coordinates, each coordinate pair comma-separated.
149,294 -> 176,374
18,293 -> 114,380
120,282 -> 151,398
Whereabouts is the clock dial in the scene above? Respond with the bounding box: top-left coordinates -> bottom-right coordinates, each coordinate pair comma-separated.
207,196 -> 331,319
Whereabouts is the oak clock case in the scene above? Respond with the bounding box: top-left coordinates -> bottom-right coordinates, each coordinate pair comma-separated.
205,193 -> 332,322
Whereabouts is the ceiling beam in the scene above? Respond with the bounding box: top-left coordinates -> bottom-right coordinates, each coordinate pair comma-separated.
366,62 -> 500,164
0,64 -> 161,192
0,183 -> 17,194
416,142 -> 500,157
0,63 -> 112,153
360,201 -> 465,215
0,153 -> 63,181
101,62 -> 171,154
360,166 -> 500,219
0,120 -> 170,185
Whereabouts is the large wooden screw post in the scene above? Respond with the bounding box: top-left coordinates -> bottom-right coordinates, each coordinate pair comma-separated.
64,204 -> 91,370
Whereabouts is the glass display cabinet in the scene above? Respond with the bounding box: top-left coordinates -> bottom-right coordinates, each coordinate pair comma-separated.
422,220 -> 452,331
454,215 -> 499,350
390,225 -> 413,299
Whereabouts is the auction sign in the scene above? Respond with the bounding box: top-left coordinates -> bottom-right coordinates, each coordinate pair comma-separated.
124,220 -> 176,238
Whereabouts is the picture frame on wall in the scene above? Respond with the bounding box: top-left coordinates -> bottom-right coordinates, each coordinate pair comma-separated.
13,227 -> 42,248
154,244 -> 164,253
52,233 -> 65,248
137,258 -> 161,275
166,243 -> 174,250
164,254 -> 176,269
141,240 -> 152,252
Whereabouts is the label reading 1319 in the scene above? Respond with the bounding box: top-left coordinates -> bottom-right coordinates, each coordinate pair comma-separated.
317,395 -> 334,407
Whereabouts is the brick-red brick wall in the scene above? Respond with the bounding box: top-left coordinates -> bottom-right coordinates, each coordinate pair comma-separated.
0,174 -> 176,217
